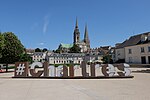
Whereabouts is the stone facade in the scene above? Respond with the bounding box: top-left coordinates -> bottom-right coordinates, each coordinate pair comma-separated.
125,43 -> 150,64
31,52 -> 46,62
48,53 -> 84,64
48,53 -> 103,65
115,32 -> 150,64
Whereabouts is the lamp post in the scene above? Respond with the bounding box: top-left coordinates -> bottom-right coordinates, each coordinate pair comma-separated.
108,46 -> 111,64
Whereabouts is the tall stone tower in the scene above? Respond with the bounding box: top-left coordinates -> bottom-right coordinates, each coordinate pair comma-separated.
73,18 -> 80,44
84,24 -> 90,49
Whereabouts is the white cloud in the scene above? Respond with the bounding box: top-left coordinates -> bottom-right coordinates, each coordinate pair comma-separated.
43,15 -> 50,34
38,42 -> 44,45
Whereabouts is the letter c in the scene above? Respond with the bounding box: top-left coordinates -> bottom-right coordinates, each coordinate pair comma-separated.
30,62 -> 44,77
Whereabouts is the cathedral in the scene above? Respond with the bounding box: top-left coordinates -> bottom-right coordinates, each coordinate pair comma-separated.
73,18 -> 90,52
58,18 -> 90,53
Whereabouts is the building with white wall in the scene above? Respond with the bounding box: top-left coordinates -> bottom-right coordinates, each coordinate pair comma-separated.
48,53 -> 84,64
32,52 -> 46,62
48,53 -> 103,65
115,32 -> 150,64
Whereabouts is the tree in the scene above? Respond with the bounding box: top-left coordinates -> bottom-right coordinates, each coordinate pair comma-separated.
69,44 -> 81,53
0,33 -> 4,58
42,48 -> 48,52
0,32 -> 24,72
19,53 -> 33,63
102,55 -> 113,64
35,48 -> 41,52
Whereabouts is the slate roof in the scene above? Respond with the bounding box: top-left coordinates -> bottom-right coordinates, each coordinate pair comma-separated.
49,53 -> 85,57
116,32 -> 150,49
32,52 -> 45,56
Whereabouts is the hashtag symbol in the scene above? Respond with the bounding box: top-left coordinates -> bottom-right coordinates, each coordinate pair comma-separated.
16,64 -> 25,75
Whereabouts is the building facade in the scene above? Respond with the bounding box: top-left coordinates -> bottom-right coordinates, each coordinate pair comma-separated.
115,32 -> 150,64
31,52 -> 46,62
125,43 -> 150,64
48,53 -> 103,65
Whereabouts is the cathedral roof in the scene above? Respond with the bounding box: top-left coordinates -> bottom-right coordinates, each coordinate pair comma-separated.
60,43 -> 73,48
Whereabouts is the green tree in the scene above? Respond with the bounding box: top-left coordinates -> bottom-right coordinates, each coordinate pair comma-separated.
0,33 -> 4,58
102,55 -> 113,64
42,48 -> 48,52
0,32 -> 24,72
35,48 -> 42,52
69,44 -> 81,53
19,53 -> 33,63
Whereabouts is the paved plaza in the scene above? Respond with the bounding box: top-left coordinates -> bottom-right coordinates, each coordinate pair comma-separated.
0,68 -> 150,100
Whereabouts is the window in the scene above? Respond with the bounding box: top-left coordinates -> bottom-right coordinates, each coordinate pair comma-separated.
78,61 -> 80,63
141,56 -> 146,64
128,49 -> 132,54
148,46 -> 150,52
129,57 -> 132,63
148,56 -> 150,64
117,51 -> 120,56
141,47 -> 145,53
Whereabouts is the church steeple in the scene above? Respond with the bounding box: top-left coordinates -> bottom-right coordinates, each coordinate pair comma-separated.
75,17 -> 78,29
84,24 -> 90,48
73,17 -> 80,44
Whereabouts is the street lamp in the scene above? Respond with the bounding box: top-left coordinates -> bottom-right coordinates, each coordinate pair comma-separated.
108,46 -> 111,64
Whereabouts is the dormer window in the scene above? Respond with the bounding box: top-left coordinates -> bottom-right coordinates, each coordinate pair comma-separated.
148,33 -> 150,41
141,34 -> 147,42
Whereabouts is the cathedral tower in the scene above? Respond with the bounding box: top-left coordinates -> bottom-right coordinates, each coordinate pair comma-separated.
73,18 -> 80,44
84,24 -> 90,49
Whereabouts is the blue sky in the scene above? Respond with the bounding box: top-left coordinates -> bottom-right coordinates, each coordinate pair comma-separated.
0,0 -> 150,50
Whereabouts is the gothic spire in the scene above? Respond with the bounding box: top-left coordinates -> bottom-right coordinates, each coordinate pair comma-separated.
73,17 -> 80,44
75,17 -> 78,29
84,24 -> 90,49
84,24 -> 89,42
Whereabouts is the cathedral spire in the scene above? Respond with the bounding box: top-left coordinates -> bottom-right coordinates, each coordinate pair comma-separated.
73,17 -> 80,44
84,24 -> 90,48
75,17 -> 78,29
84,24 -> 89,42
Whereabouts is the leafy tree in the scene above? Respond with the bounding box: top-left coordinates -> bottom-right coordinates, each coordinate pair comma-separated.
0,33 -> 4,58
19,53 -> 33,63
42,48 -> 48,52
0,32 -> 24,72
69,44 -> 81,53
35,48 -> 41,52
102,55 -> 113,64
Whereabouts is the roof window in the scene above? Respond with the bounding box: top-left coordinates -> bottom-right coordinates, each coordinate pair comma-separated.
141,34 -> 147,42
